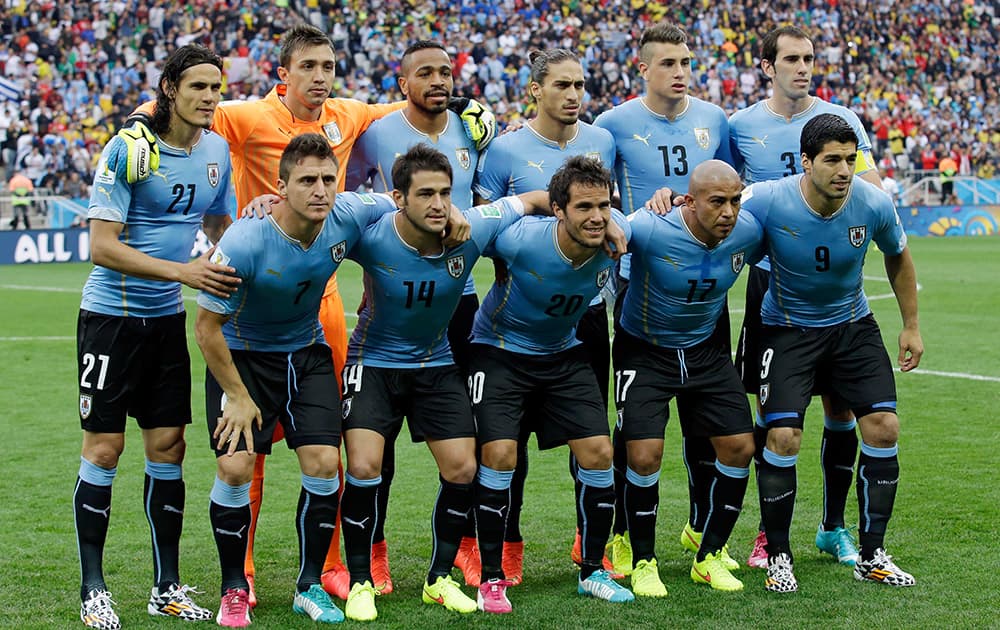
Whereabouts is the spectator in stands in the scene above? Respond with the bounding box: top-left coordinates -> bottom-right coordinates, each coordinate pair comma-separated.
938,154 -> 959,204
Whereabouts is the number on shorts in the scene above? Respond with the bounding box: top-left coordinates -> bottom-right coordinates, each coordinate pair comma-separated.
614,369 -> 636,403
468,371 -> 485,404
759,347 -> 774,380
342,363 -> 363,395
80,353 -> 110,390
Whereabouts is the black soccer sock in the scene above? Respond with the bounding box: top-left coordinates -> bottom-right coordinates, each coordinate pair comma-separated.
143,460 -> 185,590
758,448 -> 797,559
296,474 -> 340,592
857,443 -> 900,560
476,466 -> 513,582
341,474 -> 379,586
698,461 -> 750,561
753,414 -> 768,532
373,442 -> 395,545
209,477 -> 251,595
428,478 -> 475,582
611,420 -> 628,536
75,457 -> 116,600
504,437 -> 529,543
623,466 -> 659,565
820,416 -> 858,531
683,436 -> 717,532
577,467 -> 615,580
568,452 -> 583,535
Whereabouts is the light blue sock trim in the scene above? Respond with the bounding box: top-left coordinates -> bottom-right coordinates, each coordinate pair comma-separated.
345,473 -> 381,488
823,416 -> 857,432
210,477 -> 250,508
576,466 -> 614,488
302,473 -> 339,496
477,465 -> 513,491
715,460 -> 751,479
79,456 -> 117,486
625,466 -> 659,488
762,448 -> 798,468
861,442 -> 898,458
755,410 -> 766,428
144,459 -> 182,481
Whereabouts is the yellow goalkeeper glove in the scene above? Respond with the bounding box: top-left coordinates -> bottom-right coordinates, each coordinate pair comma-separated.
110,114 -> 160,184
449,97 -> 496,151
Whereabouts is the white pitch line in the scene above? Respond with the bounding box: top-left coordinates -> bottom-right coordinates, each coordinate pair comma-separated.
896,368 -> 1000,383
0,336 -> 75,341
0,284 -> 79,293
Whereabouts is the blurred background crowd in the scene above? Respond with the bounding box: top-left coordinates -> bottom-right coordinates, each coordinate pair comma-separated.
1,0 -> 997,214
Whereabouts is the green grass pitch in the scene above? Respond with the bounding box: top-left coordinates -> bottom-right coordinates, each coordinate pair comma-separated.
1,236 -> 997,628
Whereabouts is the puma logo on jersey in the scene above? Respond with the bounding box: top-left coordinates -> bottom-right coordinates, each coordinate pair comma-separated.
632,133 -> 651,146
526,160 -> 545,172
152,169 -> 169,183
751,135 -> 768,147
661,255 -> 680,270
527,269 -> 545,281
82,503 -> 111,519
265,268 -> 282,277
780,225 -> 801,238
214,525 -> 247,539
343,516 -> 371,529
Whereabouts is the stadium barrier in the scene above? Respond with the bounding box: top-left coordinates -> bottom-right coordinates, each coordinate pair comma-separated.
900,204 -> 1000,237
0,227 -> 215,265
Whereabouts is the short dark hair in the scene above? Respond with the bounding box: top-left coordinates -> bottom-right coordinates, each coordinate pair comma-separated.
548,155 -> 613,212
401,40 -> 449,74
279,133 -> 337,182
800,113 -> 858,160
152,44 -> 222,135
760,26 -> 813,65
278,24 -> 334,69
391,144 -> 453,196
528,48 -> 579,85
639,23 -> 688,62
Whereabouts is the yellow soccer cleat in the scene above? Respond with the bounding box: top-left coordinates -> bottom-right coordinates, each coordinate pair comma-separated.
606,532 -> 633,576
680,522 -> 740,571
692,551 -> 745,592
344,581 -> 377,622
630,558 -> 668,598
422,575 -> 477,613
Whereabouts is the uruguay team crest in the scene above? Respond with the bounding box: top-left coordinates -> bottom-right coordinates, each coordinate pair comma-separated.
330,240 -> 347,263
456,148 -> 471,170
596,266 -> 611,288
759,383 -> 769,406
342,397 -> 352,420
80,394 -> 92,420
694,128 -> 711,150
207,162 -> 220,187
849,225 -> 867,248
731,251 -> 746,274
323,121 -> 343,144
447,254 -> 466,279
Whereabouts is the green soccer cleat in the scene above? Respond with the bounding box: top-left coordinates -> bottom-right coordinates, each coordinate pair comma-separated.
680,522 -> 740,570
422,575 -> 477,613
692,551 -> 744,592
630,558 -> 668,598
606,532 -> 633,577
344,581 -> 377,622
815,525 -> 860,567
294,583 -> 345,624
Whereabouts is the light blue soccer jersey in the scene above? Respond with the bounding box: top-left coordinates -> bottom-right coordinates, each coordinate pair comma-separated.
345,109 -> 480,295
197,192 -> 396,352
471,210 -> 630,355
347,197 -> 525,368
83,131 -> 233,317
595,95 -> 733,278
621,208 -> 764,348
740,175 -> 907,327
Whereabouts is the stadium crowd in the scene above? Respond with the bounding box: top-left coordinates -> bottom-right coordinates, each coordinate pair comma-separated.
0,0 -> 998,200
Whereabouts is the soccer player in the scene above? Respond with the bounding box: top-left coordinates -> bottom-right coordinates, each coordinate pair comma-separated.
615,160 -> 761,596
74,44 -> 235,630
593,22 -> 735,576
471,156 -> 633,613
473,48 -> 617,583
728,25 -> 885,569
343,41 -> 485,593
741,113 -> 921,592
338,144 -> 549,621
195,134 -> 402,627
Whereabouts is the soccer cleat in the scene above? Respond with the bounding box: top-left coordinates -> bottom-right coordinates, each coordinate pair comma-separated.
320,563 -> 351,600
679,523 -> 740,571
606,532 -> 633,576
502,540 -> 524,586
216,588 -> 251,628
854,548 -> 915,587
371,540 -> 394,594
815,525 -> 860,566
148,583 -> 213,620
764,553 -> 798,593
293,583 -> 345,623
81,589 -> 121,630
692,551 -> 744,592
454,536 -> 482,587
578,569 -> 635,603
345,581 -> 378,621
748,531 -> 769,569
571,529 -> 622,578
477,578 -> 513,614
422,575 -> 477,613
630,558 -> 668,598
245,575 -> 257,609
